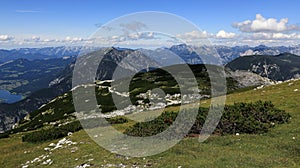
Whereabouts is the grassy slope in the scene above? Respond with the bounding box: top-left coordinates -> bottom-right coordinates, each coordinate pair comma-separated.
0,80 -> 299,167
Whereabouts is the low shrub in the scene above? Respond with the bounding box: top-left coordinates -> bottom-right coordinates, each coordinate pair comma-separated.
124,111 -> 178,137
80,116 -> 128,129
106,116 -> 128,124
21,116 -> 128,143
124,101 -> 290,137
0,132 -> 9,139
215,101 -> 290,135
22,121 -> 82,143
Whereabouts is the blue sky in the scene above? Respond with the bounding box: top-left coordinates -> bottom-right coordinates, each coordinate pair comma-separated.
1,0 -> 300,48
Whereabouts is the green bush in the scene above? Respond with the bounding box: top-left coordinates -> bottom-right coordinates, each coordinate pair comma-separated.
213,101 -> 290,135
22,121 -> 82,143
106,116 -> 128,124
21,116 -> 128,143
80,116 -> 128,129
0,132 -> 9,139
124,111 -> 178,137
124,101 -> 290,137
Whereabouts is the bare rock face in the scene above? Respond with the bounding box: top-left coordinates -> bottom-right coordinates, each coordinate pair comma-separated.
226,69 -> 275,88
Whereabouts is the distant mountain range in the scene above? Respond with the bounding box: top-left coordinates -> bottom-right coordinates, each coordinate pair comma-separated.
169,44 -> 300,64
2,44 -> 300,64
0,46 -> 99,62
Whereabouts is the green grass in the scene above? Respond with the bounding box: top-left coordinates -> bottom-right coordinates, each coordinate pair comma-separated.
0,80 -> 300,167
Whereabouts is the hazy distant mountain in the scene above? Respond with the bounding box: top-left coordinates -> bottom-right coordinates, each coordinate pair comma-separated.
167,44 -> 300,64
1,44 -> 300,64
226,53 -> 300,81
0,57 -> 75,95
168,44 -> 203,64
0,46 -> 99,62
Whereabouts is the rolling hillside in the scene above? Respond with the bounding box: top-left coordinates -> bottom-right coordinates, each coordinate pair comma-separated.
6,63 -> 240,134
1,46 -> 270,132
0,74 -> 299,167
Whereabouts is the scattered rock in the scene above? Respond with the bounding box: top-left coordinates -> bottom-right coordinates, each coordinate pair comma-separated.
75,163 -> 90,168
42,159 -> 53,165
49,143 -> 56,147
21,137 -> 78,167
44,147 -> 51,151
71,147 -> 79,153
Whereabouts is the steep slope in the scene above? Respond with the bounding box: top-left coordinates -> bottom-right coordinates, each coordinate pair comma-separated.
226,53 -> 300,81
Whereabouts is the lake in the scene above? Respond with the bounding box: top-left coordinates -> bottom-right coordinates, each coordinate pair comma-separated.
0,89 -> 23,104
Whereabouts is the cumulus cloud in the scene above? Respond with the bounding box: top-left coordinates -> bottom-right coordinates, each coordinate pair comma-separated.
0,35 -> 14,41
31,36 -> 41,42
216,30 -> 236,39
20,36 -> 88,46
103,32 -> 157,44
233,14 -> 300,33
250,32 -> 300,40
64,36 -> 84,43
127,32 -> 155,40
176,30 -> 211,40
24,36 -> 59,43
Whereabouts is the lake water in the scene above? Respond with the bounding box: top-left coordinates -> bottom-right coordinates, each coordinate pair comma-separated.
0,89 -> 23,104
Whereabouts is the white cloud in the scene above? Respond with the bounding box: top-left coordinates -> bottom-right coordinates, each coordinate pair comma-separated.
64,36 -> 84,43
229,32 -> 300,46
31,36 -> 40,42
272,33 -> 300,39
249,32 -> 300,40
24,36 -> 59,43
216,30 -> 236,39
233,14 -> 300,32
0,35 -> 13,41
176,30 -> 211,40
127,32 -> 155,40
